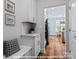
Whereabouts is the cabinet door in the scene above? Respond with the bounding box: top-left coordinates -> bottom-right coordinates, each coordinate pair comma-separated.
21,36 -> 34,47
28,0 -> 36,22
69,0 -> 76,59
69,0 -> 76,31
35,35 -> 40,56
28,0 -> 32,21
16,0 -> 29,22
69,31 -> 76,59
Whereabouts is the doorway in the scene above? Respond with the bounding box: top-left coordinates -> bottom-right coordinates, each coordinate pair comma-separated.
44,5 -> 66,59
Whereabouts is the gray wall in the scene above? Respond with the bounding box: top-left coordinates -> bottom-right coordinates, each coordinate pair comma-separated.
36,0 -> 66,52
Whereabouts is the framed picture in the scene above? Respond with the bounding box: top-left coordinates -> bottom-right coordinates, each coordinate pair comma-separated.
5,13 -> 15,25
5,0 -> 15,13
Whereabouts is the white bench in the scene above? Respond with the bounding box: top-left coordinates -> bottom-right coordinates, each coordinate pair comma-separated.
4,45 -> 32,59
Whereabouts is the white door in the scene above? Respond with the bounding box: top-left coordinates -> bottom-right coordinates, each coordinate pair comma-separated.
69,0 -> 76,59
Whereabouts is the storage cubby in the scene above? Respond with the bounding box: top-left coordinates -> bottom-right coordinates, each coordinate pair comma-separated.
22,22 -> 36,34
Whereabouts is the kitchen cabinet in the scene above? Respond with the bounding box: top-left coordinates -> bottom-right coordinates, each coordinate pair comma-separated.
18,0 -> 36,23
27,0 -> 36,22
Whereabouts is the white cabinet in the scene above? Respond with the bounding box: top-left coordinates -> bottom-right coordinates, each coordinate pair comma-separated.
18,0 -> 36,22
35,35 -> 40,56
16,0 -> 29,22
20,34 -> 40,57
69,0 -> 76,31
69,32 -> 76,59
27,0 -> 36,22
69,0 -> 76,59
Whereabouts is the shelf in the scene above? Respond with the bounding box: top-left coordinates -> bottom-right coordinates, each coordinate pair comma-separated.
21,33 -> 40,37
22,21 -> 36,24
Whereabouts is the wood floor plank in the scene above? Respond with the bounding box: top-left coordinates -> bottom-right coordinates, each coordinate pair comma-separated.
37,36 -> 66,59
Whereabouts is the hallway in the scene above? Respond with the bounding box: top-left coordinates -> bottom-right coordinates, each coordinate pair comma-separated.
37,36 -> 66,59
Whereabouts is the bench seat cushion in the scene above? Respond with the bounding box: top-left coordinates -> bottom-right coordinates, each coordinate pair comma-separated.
3,39 -> 20,57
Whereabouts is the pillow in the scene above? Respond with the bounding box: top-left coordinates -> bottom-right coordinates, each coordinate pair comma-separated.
3,39 -> 20,57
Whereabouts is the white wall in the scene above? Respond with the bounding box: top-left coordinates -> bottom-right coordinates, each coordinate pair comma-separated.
36,0 -> 66,52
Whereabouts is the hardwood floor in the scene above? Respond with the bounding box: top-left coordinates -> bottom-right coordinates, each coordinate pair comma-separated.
37,36 -> 66,59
